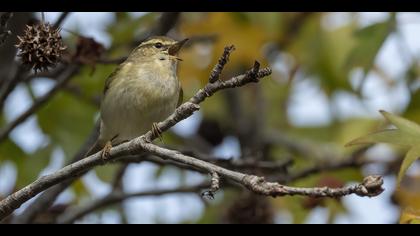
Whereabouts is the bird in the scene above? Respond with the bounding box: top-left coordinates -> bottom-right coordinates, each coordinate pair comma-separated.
85,36 -> 188,159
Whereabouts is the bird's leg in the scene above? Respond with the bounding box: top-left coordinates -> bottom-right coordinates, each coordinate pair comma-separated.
151,122 -> 164,143
101,141 -> 113,162
101,134 -> 119,162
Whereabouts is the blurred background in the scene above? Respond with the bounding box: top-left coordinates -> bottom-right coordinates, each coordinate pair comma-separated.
0,12 -> 420,224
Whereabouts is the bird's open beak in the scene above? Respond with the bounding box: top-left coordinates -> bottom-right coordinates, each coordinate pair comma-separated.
168,38 -> 189,56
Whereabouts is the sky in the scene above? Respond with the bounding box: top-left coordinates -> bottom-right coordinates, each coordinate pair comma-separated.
2,12 -> 420,223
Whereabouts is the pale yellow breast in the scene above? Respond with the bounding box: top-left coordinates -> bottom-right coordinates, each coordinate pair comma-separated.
99,63 -> 180,144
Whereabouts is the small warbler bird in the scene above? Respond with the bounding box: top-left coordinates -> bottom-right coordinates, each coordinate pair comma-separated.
86,36 -> 188,158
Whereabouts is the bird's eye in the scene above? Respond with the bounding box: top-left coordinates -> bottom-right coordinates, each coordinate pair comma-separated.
154,42 -> 163,49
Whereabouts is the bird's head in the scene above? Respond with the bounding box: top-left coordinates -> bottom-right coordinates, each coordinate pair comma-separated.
132,36 -> 189,62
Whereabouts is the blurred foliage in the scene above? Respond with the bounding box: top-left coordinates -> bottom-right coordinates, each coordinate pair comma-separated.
1,12 -> 420,224
395,175 -> 420,224
347,111 -> 420,186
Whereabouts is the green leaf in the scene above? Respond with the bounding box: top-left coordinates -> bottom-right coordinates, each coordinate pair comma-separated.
345,129 -> 418,148
409,219 -> 420,224
0,139 -> 26,163
397,145 -> 420,186
153,165 -> 167,180
345,16 -> 395,73
346,110 -> 420,187
37,93 -> 96,159
346,111 -> 420,148
289,17 -> 357,95
400,208 -> 420,224
71,179 -> 89,203
380,110 -> 420,139
108,12 -> 156,48
15,144 -> 53,188
404,90 -> 420,124
95,164 -> 120,183
230,12 -> 252,25
71,65 -> 116,99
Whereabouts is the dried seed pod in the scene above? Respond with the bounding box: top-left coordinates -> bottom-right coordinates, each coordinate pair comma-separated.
15,22 -> 67,73
72,36 -> 105,65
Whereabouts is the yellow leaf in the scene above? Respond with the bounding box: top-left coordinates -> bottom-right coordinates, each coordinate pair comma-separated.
397,145 -> 420,186
178,13 -> 276,86
346,111 -> 420,148
400,208 -> 420,224
345,129 -> 416,148
380,110 -> 420,140
394,175 -> 420,215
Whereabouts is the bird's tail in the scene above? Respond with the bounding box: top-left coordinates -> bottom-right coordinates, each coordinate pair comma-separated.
85,140 -> 104,157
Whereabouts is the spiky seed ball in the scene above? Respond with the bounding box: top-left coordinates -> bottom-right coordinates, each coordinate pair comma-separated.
15,22 -> 67,73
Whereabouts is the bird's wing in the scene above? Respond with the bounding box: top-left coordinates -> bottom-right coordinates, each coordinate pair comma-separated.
177,86 -> 183,108
103,62 -> 129,95
103,68 -> 118,95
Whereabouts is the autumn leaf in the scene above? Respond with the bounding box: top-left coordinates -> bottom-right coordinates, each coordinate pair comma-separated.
346,110 -> 420,186
400,208 -> 420,224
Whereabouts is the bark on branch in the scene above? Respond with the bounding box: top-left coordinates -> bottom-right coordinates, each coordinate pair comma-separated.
0,64 -> 80,143
0,55 -> 271,221
0,46 -> 384,223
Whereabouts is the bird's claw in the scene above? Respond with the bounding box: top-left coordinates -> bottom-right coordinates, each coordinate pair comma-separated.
152,122 -> 163,143
101,141 -> 113,163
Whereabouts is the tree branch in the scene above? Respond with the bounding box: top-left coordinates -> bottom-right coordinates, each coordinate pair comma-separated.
201,172 -> 220,200
57,183 -> 208,224
11,122 -> 100,224
244,175 -> 383,198
209,45 -> 235,83
284,147 -> 372,183
0,12 -> 13,46
133,12 -> 181,47
53,12 -> 70,29
139,142 -> 384,198
0,64 -> 80,143
0,66 -> 29,110
0,46 -> 383,223
0,55 -> 271,221
151,12 -> 180,36
177,149 -> 293,173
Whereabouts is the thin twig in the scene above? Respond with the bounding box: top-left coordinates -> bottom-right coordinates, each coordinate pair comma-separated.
201,172 -> 220,200
53,12 -> 70,29
40,12 -> 45,24
0,57 -> 271,221
285,148 -> 372,183
151,12 -> 180,36
57,183 -> 208,224
0,47 -> 383,222
0,66 -> 29,110
0,12 -> 13,46
133,12 -> 181,46
139,142 -> 384,198
209,45 -> 235,83
183,34 -> 218,48
178,149 -> 292,173
111,163 -> 129,191
0,65 -> 80,143
11,122 -> 100,224
265,131 -> 321,159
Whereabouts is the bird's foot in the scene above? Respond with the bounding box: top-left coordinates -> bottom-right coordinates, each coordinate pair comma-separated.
152,122 -> 164,143
101,141 -> 113,163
